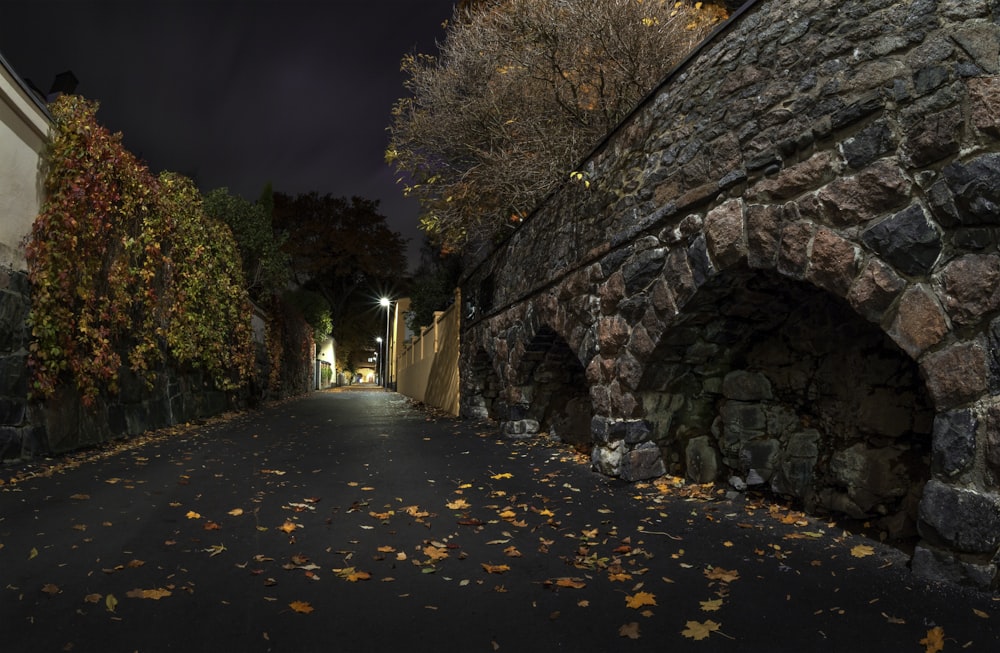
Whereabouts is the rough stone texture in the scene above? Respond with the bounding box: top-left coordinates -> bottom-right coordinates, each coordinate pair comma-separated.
620,441 -> 667,481
459,1 -> 1000,588
686,435 -> 719,483
861,204 -> 942,276
932,409 -> 977,479
887,285 -> 950,358
919,480 -> 1000,554
921,341 -> 990,410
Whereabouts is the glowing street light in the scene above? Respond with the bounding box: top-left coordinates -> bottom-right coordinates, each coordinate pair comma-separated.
380,297 -> 392,389
375,337 -> 382,385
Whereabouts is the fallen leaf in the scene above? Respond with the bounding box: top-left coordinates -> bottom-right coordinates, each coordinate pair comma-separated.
446,498 -> 470,510
851,544 -> 875,558
346,570 -> 371,582
70,493 -> 90,500
28,547 -> 38,560
919,626 -> 945,653
682,619 -> 721,641
491,473 -> 513,479
185,511 -> 202,520
481,563 -> 510,574
616,620 -> 641,639
550,577 -> 586,589
377,545 -> 396,553
973,608 -> 989,619
105,594 -> 118,613
41,583 -> 61,595
289,600 -> 314,614
279,521 -> 298,534
704,567 -> 740,583
126,588 -> 172,600
503,546 -> 522,558
228,508 -> 244,516
700,598 -> 724,612
84,593 -> 102,604
625,591 -> 657,609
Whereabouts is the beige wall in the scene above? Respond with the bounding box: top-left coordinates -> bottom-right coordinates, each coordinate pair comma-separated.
0,54 -> 50,271
396,290 -> 460,415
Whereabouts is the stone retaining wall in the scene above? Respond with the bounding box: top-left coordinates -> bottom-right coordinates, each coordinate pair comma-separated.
461,0 -> 1000,588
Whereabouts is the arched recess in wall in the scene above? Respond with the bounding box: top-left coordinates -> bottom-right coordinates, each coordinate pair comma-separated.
507,326 -> 593,451
461,347 -> 505,421
637,265 -> 934,544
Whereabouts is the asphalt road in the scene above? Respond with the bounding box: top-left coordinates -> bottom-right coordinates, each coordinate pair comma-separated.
1,389 -> 997,653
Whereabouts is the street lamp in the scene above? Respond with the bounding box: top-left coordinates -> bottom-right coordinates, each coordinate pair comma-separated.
374,337 -> 382,385
379,297 -> 392,389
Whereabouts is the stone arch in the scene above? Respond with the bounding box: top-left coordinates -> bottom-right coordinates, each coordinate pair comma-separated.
460,347 -> 505,422
636,264 -> 934,544
502,325 -> 593,450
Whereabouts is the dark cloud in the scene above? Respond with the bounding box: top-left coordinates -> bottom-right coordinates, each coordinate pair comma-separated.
0,0 -> 456,269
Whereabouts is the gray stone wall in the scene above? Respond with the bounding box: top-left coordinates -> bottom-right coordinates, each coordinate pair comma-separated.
0,268 -> 38,460
461,0 -> 1000,588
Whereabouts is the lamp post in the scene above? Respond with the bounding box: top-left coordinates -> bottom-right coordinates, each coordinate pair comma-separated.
379,297 -> 391,389
374,337 -> 382,385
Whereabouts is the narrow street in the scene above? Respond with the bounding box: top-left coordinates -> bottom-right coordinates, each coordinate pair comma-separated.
1,390 -> 997,653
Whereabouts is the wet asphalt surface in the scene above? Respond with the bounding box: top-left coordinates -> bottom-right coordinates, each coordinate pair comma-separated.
1,388 -> 998,653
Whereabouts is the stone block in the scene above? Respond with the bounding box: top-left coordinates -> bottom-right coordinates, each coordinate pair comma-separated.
704,199 -> 746,268
920,341 -> 989,410
777,221 -> 814,279
861,204 -> 942,277
721,402 -> 767,445
722,370 -> 773,401
746,204 -> 782,270
969,77 -> 1000,138
887,284 -> 949,358
902,104 -> 964,168
620,441 -> 666,481
932,408 -> 977,478
686,435 -> 719,483
928,153 -> 1000,227
918,479 -> 1000,554
847,258 -> 906,323
806,228 -> 859,297
841,120 -> 897,170
740,438 -> 781,478
912,543 -> 998,589
939,253 -> 1000,327
815,160 -> 911,227
502,419 -> 539,439
591,439 -> 623,476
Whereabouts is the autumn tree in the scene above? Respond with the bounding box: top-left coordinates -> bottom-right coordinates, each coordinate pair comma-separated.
203,184 -> 290,304
387,0 -> 727,253
272,192 -> 407,366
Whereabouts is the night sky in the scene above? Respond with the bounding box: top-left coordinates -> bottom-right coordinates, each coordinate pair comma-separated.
0,0 -> 457,270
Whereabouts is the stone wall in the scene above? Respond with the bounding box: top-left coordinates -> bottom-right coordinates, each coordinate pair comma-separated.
0,268 -> 37,460
461,0 -> 1000,588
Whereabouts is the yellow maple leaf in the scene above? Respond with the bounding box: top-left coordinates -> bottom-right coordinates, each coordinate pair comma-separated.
503,546 -> 522,558
552,577 -> 586,589
289,600 -> 314,614
446,498 -> 470,510
919,626 -> 945,653
851,544 -> 875,558
377,545 -> 396,553
700,598 -> 724,612
682,619 -> 721,640
279,521 -> 297,534
491,472 -> 513,479
228,508 -> 244,516
126,588 -> 172,600
481,563 -> 510,574
619,622 -> 641,639
704,567 -> 740,582
346,570 -> 371,582
185,510 -> 201,520
423,545 -> 449,561
625,591 -> 657,609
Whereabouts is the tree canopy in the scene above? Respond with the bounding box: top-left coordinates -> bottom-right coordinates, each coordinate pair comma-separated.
272,192 -> 407,366
387,0 -> 727,254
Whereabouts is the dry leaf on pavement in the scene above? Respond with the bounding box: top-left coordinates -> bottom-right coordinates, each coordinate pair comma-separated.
681,619 -> 721,641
